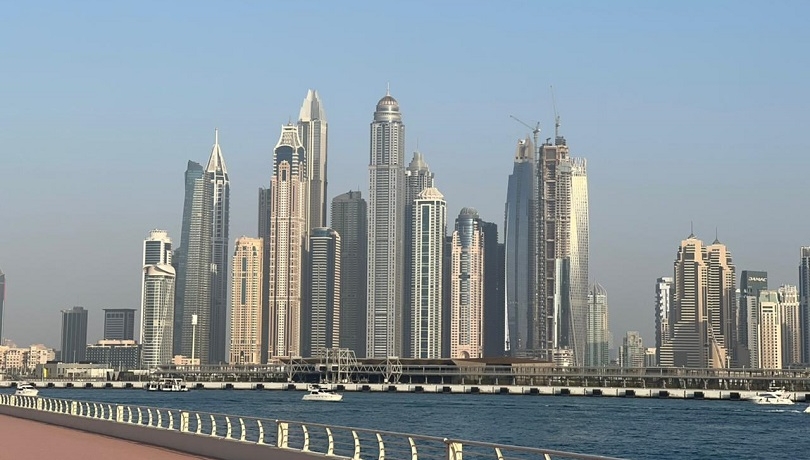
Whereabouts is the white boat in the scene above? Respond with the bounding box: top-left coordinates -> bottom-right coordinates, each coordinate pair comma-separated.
146,378 -> 189,392
14,383 -> 39,397
302,384 -> 343,402
804,406 -> 810,413
751,388 -> 794,405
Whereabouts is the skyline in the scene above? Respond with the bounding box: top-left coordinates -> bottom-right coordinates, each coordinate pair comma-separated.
2,1 -> 810,347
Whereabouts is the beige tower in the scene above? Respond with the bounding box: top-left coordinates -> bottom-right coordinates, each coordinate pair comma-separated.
229,237 -> 263,364
758,290 -> 782,369
449,208 -> 484,359
705,239 -> 736,368
778,284 -> 801,366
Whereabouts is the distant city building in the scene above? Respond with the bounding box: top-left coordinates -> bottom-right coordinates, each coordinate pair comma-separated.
103,309 -> 135,341
0,344 -> 54,374
257,187 -> 272,363
175,160 -> 212,363
306,228 -> 341,358
0,269 -> 5,342
504,137 -> 535,356
654,277 -> 674,366
208,129 -> 231,365
410,187 -> 446,359
267,124 -> 308,358
229,237 -> 263,365
644,347 -> 657,367
778,284 -> 801,366
449,208 -> 484,359
331,191 -> 367,357
298,89 -> 329,231
367,91 -> 406,358
739,270 -> 768,367
86,340 -> 140,370
757,290 -> 782,369
620,331 -> 644,368
705,239 -> 736,367
140,230 -> 175,369
60,306 -> 88,363
481,221 -> 506,357
799,247 -> 810,362
586,283 -> 610,367
568,157 -> 590,367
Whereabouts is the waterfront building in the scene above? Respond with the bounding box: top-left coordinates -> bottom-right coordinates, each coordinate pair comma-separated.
410,187 -> 446,359
175,160 -> 213,363
778,284 -> 801,367
103,309 -> 135,341
298,89 -> 328,231
481,221 -> 506,357
229,237 -> 263,365
208,130 -> 231,365
705,239 -> 736,367
306,228 -> 341,358
60,306 -> 88,363
568,157 -> 590,367
257,187 -> 272,363
140,230 -> 176,369
331,191 -> 368,357
366,90 -> 406,358
620,331 -> 644,368
586,283 -> 610,367
267,124 -> 308,358
739,270 -> 768,367
449,208 -> 484,359
800,247 -> 810,362
85,340 -> 140,370
654,277 -> 674,365
504,137 -> 536,356
757,290 -> 782,369
0,269 -> 4,342
0,344 -> 55,374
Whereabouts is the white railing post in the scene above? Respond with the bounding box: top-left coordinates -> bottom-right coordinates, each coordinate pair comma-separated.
302,425 -> 310,451
137,407 -> 142,424
446,440 -> 463,460
239,418 -> 246,441
127,407 -> 133,423
147,409 -> 153,426
210,414 -> 217,437
277,422 -> 289,448
352,430 -> 361,460
195,413 -> 202,434
116,406 -> 124,422
70,401 -> 78,416
257,420 -> 265,444
36,398 -> 43,411
168,411 -> 174,430
157,409 -> 163,428
225,416 -> 232,439
326,427 -> 335,456
409,437 -> 418,460
180,412 -> 189,432
377,433 -> 386,460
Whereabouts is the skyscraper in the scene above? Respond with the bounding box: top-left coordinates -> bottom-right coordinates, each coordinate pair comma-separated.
568,158 -> 590,366
799,247 -> 810,363
705,239 -> 736,367
739,270 -> 768,367
103,309 -> 136,340
207,129 -> 230,364
620,331 -> 644,368
257,187 -> 273,363
654,277 -> 674,366
267,124 -> 308,359
0,269 -> 5,342
778,284 -> 801,366
504,137 -> 535,356
61,306 -> 88,363
481,221 -> 506,357
298,90 -> 328,230
330,191 -> 367,356
449,208 -> 484,359
175,160 -> 213,363
140,229 -> 175,369
757,290 -> 782,369
410,187 -> 446,359
229,237 -> 263,365
306,228 -> 341,358
586,283 -> 609,367
367,91 -> 406,358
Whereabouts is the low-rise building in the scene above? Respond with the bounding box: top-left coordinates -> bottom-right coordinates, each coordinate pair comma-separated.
86,339 -> 140,370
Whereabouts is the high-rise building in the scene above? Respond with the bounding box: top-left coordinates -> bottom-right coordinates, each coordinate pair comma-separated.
568,158 -> 589,366
620,331 -> 644,368
267,124 -> 308,359
778,284 -> 801,367
60,306 -> 88,363
207,129 -> 230,365
257,187 -> 273,363
306,228 -> 341,358
0,269 -> 5,342
449,208 -> 484,359
229,237 -> 263,365
330,191 -> 367,356
654,277 -> 674,365
481,221 -> 506,357
175,160 -> 213,363
298,90 -> 328,231
140,230 -> 175,369
103,309 -> 135,341
410,187 -> 446,359
739,270 -> 768,367
705,239 -> 736,367
504,137 -> 536,356
800,247 -> 810,363
757,290 -> 782,369
367,91 -> 406,358
586,283 -> 610,367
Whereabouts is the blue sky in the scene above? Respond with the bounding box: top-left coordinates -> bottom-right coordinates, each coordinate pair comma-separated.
1,1 -> 809,348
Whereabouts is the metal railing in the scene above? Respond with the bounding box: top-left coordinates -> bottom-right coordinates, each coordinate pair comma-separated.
0,394 -> 624,460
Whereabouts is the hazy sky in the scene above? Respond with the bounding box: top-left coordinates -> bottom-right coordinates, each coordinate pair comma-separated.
1,1 -> 809,349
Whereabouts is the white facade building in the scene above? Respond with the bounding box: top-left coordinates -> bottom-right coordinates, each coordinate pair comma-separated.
140,230 -> 175,369
449,208 -> 484,359
758,290 -> 782,369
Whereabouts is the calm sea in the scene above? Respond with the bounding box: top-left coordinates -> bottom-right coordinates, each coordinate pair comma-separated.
12,388 -> 810,459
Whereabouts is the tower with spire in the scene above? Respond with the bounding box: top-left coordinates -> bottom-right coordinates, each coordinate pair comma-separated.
207,129 -> 230,364
298,90 -> 328,231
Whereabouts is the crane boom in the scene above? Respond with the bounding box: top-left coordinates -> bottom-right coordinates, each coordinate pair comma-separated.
509,115 -> 541,149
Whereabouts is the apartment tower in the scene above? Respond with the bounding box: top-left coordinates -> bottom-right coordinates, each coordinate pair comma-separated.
298,90 -> 329,231
207,129 -> 231,364
449,208 -> 484,359
140,229 -> 175,369
654,277 -> 674,365
229,237 -> 263,365
739,270 -> 768,367
60,306 -> 88,363
757,290 -> 782,369
481,221 -> 506,357
586,283 -> 610,367
306,228 -> 341,358
800,247 -> 810,362
778,284 -> 801,366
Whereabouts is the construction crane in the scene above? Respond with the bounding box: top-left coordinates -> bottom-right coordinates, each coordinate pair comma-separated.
509,115 -> 541,150
550,85 -> 561,144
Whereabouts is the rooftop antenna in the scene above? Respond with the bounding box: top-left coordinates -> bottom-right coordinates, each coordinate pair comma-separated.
386,82 -> 390,96
551,86 -> 561,144
689,221 -> 695,238
215,127 -> 219,145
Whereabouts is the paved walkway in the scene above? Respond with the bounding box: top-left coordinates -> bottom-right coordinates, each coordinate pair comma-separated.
0,414 -> 216,459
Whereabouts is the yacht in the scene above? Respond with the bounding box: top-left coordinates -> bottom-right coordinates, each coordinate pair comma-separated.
302,384 -> 343,402
750,387 -> 794,405
14,383 -> 39,397
146,378 -> 189,392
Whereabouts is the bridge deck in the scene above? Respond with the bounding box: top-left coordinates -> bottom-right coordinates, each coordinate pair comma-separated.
0,414 -> 215,460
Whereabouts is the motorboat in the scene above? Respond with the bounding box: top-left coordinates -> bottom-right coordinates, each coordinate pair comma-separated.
302,384 -> 343,402
146,378 -> 189,392
14,383 -> 39,397
750,387 -> 794,405
804,405 -> 810,413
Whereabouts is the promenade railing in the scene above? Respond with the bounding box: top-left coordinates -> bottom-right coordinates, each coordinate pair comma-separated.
0,393 -> 625,460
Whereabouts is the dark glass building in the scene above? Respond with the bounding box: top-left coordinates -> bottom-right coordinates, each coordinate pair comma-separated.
481,221 -> 506,357
61,306 -> 88,363
103,308 -> 136,341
